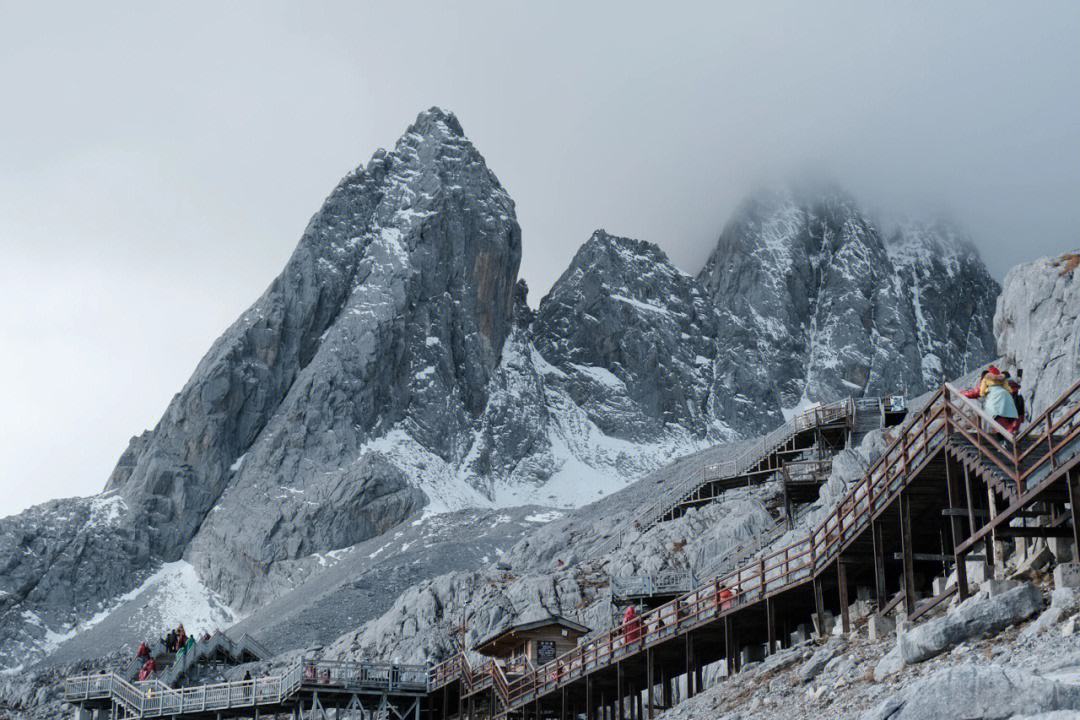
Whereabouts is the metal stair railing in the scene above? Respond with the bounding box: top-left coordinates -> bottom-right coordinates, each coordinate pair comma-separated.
610,570 -> 697,601
154,630 -> 271,688
236,633 -> 273,660
593,397 -> 863,558
66,657 -> 431,719
119,639 -> 165,681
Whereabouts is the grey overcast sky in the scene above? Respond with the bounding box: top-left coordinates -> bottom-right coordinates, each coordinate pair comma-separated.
2,2 -> 1079,517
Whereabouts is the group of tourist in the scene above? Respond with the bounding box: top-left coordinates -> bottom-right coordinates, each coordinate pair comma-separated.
130,622 -> 206,682
964,365 -> 1026,434
162,623 -> 189,654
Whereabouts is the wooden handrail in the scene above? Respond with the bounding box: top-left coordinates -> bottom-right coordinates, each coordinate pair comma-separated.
1016,376 -> 1080,443
944,383 -> 1018,443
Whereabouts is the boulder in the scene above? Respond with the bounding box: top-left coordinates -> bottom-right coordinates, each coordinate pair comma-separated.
1022,587 -> 1080,639
797,638 -> 846,684
873,645 -> 904,681
861,664 -> 1080,720
898,583 -> 1042,665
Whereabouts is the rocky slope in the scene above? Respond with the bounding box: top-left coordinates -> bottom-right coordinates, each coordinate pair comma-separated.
995,249 -> 1080,416
1,111 -> 1004,678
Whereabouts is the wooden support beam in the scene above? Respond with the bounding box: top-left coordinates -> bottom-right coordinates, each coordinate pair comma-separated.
765,597 -> 776,656
561,685 -> 568,720
838,560 -> 850,635
891,553 -> 969,562
685,632 -> 695,699
996,526 -> 1076,539
1069,468 -> 1080,553
617,662 -> 624,720
944,456 -> 970,600
987,484 -> 1005,570
724,615 -> 735,676
899,491 -> 917,616
872,519 -> 887,611
646,647 -> 655,720
940,507 -> 991,518
813,577 -> 826,638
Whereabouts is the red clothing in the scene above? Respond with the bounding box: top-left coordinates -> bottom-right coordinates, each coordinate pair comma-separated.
718,587 -> 734,611
623,606 -> 642,643
137,659 -> 156,681
998,416 -> 1021,434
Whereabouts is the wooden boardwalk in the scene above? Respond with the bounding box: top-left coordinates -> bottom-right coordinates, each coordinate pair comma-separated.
64,382 -> 1080,720
427,380 -> 1080,720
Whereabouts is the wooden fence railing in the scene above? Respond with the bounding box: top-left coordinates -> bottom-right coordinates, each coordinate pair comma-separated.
492,381 -> 1080,709
68,381 -> 1080,719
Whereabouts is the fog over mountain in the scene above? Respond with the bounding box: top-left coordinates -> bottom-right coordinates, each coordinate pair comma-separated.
2,2 -> 1079,515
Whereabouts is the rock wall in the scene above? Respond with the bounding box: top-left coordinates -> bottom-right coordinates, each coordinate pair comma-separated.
995,250 -> 1080,416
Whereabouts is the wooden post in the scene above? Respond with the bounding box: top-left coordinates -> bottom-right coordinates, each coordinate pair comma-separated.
1067,468 -> 1080,556
724,615 -> 735,676
685,633 -> 695,699
586,673 -> 594,720
945,457 -> 970,600
986,485 -> 1006,573
900,491 -> 917,616
561,685 -> 567,720
871,519 -> 887,611
646,648 -> 655,720
765,597 -> 776,656
782,467 -> 794,530
813,576 -> 826,638
617,661 -> 624,720
837,559 -> 850,635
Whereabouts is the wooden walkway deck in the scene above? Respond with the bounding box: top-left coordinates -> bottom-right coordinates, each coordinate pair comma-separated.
64,382 -> 1080,720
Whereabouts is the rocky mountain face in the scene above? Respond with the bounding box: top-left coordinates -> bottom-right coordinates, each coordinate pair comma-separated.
1,107 -> 524,665
995,250 -> 1080,416
0,110 -> 1004,678
534,232 -> 723,442
699,188 -> 1000,433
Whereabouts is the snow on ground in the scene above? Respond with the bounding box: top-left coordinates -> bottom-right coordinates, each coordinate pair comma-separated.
524,511 -> 565,523
781,394 -> 821,422
146,562 -> 240,637
85,493 -> 127,528
16,561 -> 239,668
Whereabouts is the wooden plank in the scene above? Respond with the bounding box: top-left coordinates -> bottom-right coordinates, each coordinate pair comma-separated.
909,585 -> 958,622
941,508 -> 990,518
890,553 -> 964,562
955,451 -> 1080,556
995,526 -> 1075,539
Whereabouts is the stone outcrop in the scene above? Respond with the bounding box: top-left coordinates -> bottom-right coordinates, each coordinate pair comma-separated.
862,664 -> 1080,720
896,583 -> 1042,665
995,250 -> 1080,416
